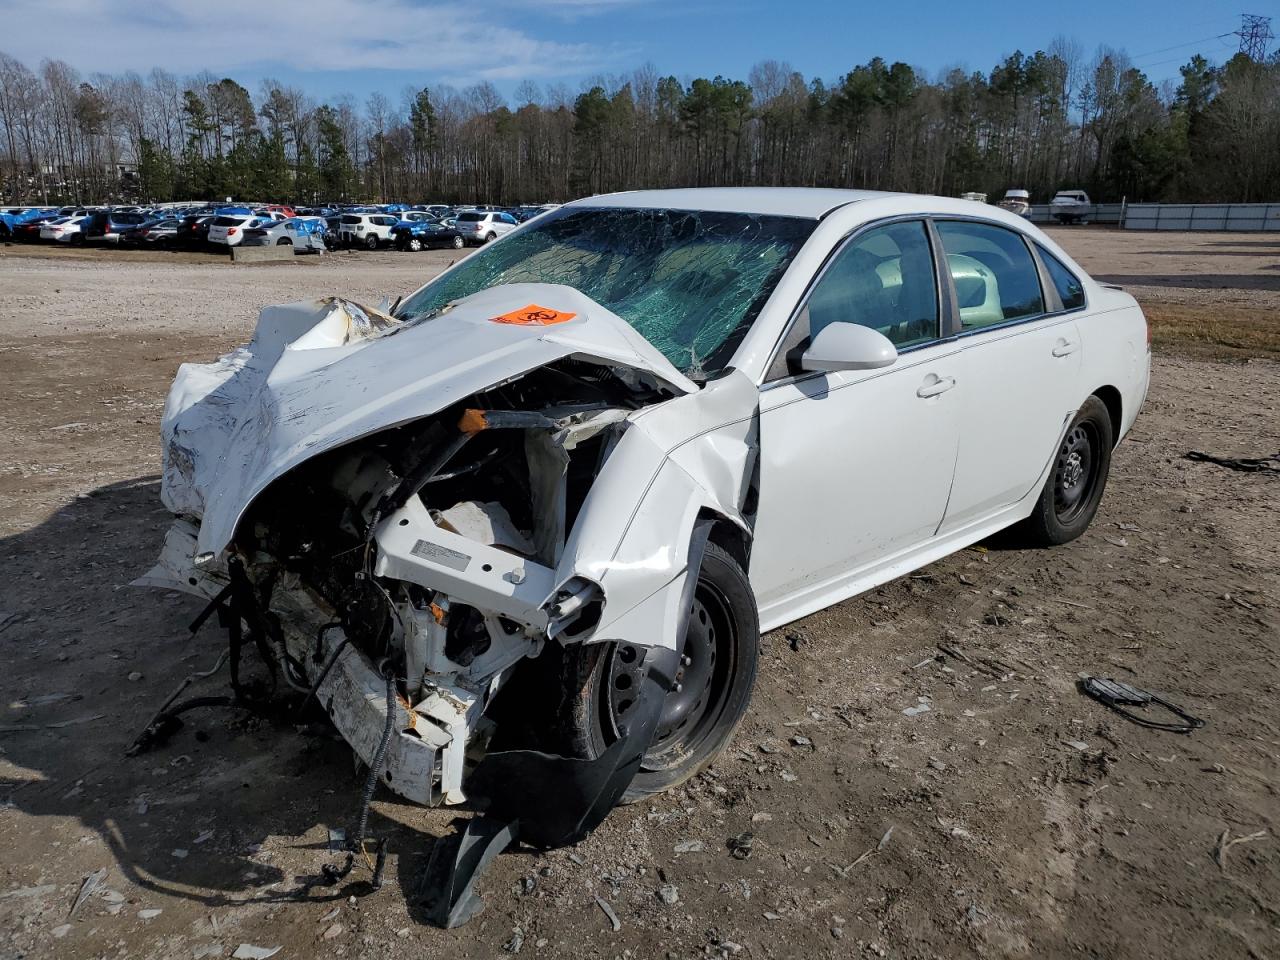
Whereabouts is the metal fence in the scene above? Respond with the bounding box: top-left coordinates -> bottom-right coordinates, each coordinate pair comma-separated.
1025,200 -> 1280,231
1121,202 -> 1280,231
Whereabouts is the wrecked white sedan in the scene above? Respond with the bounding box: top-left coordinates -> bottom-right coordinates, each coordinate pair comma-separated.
140,187 -> 1149,868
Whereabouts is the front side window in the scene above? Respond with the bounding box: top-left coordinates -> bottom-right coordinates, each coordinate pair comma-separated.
935,220 -> 1043,330
396,207 -> 816,377
805,220 -> 940,349
1036,244 -> 1086,310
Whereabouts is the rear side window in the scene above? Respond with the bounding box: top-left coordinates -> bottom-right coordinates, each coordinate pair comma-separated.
1036,244 -> 1086,310
935,221 -> 1044,330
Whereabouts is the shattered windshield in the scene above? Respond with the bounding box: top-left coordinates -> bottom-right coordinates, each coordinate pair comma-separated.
395,207 -> 816,376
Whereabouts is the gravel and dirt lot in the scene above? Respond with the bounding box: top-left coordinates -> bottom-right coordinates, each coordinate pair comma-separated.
1,229 -> 1277,960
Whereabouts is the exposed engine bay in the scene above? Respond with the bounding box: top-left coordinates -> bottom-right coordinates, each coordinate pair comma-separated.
224,356 -> 657,806
135,287 -> 762,911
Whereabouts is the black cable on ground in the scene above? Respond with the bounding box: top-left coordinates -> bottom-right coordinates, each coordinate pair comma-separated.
1185,450 -> 1280,474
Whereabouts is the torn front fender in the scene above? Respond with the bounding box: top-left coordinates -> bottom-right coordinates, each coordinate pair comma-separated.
554,368 -> 760,650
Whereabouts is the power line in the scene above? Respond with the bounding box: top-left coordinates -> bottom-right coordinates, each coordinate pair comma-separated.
1129,31 -> 1235,62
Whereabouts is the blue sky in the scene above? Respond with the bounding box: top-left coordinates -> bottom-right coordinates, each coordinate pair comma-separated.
0,0 -> 1261,103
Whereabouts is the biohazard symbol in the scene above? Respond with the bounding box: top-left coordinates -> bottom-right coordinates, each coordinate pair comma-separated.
489,304 -> 577,325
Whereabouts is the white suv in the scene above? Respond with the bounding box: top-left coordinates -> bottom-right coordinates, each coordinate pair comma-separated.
338,214 -> 399,249
208,215 -> 264,246
455,210 -> 519,245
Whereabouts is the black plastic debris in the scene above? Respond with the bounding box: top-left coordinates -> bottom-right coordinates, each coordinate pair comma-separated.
1080,677 -> 1205,734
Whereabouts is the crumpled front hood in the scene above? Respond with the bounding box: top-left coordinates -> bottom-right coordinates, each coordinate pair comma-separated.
161,282 -> 697,556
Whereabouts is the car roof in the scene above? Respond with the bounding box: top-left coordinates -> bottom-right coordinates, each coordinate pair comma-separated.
565,187 -> 906,219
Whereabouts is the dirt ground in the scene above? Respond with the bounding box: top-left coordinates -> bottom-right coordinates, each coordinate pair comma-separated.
1,229 -> 1277,960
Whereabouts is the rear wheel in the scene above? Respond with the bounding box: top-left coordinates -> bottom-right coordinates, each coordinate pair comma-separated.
276,237 -> 291,245
551,542 -> 759,802
365,234 -> 379,250
484,231 -> 497,242
1016,395 -> 1113,546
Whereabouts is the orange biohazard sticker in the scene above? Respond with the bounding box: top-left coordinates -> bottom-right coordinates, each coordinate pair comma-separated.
489,304 -> 577,326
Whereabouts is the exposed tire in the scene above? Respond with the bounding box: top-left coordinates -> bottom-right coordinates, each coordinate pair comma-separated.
365,234 -> 379,250
451,235 -> 464,249
1016,395 -> 1113,547
544,542 -> 760,803
484,231 -> 497,242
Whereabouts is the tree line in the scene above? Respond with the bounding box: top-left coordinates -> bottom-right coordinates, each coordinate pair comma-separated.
0,40 -> 1277,207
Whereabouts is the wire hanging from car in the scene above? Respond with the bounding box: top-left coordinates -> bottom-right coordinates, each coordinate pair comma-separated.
322,662 -> 397,891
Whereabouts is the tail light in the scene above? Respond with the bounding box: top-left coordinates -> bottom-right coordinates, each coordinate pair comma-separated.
227,227 -> 237,236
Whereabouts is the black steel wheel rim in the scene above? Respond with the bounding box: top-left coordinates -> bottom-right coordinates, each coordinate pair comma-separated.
603,581 -> 737,771
1053,421 -> 1099,522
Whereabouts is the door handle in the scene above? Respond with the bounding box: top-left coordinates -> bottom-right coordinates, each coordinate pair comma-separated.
1052,339 -> 1079,357
916,375 -> 956,398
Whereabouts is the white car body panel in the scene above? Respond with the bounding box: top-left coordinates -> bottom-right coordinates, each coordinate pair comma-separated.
936,314 -> 1082,534
141,187 -> 1150,809
750,338 -> 963,615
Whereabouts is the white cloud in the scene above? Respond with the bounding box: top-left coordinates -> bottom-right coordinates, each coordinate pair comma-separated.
0,0 -> 634,82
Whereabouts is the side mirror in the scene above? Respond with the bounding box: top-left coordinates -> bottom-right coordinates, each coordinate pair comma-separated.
800,322 -> 898,373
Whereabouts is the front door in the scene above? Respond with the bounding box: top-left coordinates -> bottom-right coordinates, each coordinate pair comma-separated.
750,219 -> 963,627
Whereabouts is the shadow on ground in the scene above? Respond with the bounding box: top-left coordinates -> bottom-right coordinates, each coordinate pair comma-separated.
0,477 -> 444,912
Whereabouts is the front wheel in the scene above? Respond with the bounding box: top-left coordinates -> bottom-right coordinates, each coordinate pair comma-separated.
451,235 -> 464,249
1016,395 -> 1113,546
552,542 -> 759,802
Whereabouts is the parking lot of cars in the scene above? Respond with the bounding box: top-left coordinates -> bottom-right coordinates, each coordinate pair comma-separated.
0,200 -> 559,255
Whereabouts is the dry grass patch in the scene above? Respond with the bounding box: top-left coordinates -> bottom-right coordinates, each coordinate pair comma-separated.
1142,302 -> 1280,361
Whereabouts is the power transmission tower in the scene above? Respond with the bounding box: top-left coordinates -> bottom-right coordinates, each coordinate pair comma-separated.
1236,13 -> 1274,60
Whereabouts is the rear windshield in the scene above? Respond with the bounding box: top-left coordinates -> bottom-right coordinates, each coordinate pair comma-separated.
340,215 -> 362,224
213,216 -> 242,227
457,212 -> 485,222
397,207 -> 817,377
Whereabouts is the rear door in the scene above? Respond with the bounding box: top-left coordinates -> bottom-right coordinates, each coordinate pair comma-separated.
932,218 -> 1082,535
